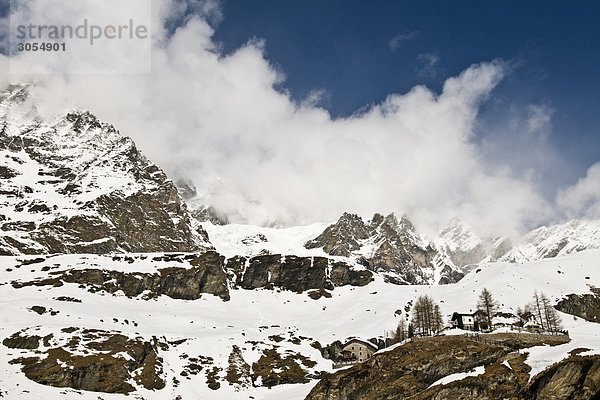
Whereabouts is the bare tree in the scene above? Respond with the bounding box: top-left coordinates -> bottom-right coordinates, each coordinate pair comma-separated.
477,288 -> 498,331
532,290 -> 546,330
540,292 -> 563,334
411,295 -> 444,336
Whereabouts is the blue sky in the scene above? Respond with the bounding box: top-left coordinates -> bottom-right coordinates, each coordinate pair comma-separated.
213,0 -> 600,184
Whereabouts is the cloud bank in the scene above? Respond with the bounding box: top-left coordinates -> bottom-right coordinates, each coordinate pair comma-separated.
1,0 -> 595,237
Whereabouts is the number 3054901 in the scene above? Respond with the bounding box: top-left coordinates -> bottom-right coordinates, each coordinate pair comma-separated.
17,42 -> 66,52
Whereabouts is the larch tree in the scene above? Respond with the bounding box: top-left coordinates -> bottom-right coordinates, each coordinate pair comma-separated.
411,295 -> 444,336
540,292 -> 563,334
533,290 -> 546,330
477,288 -> 498,331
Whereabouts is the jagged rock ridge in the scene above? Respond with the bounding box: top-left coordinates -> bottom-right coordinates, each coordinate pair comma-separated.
305,212 -> 464,285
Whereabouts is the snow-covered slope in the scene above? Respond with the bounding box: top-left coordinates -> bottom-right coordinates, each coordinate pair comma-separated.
502,219 -> 600,263
0,85 -> 209,255
1,250 -> 599,399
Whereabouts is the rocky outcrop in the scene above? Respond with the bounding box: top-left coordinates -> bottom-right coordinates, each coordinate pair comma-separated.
305,213 -> 370,257
7,328 -> 165,394
0,85 -> 210,255
305,334 -> 571,400
412,352 -> 532,400
306,336 -> 511,400
12,251 -> 230,301
556,287 -> 600,323
524,355 -> 600,400
225,254 -> 373,294
251,347 -> 317,388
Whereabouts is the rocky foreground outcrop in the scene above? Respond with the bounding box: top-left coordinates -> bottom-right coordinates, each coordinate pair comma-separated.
523,354 -> 600,400
305,334 -> 578,400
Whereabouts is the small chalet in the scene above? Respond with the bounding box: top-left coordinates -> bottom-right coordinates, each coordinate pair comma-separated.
341,338 -> 378,363
451,312 -> 476,331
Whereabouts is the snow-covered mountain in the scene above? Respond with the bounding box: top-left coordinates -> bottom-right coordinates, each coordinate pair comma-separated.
1,84 -> 600,400
501,219 -> 600,263
0,85 -> 209,255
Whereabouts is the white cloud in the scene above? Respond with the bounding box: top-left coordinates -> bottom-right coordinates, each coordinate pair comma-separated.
0,0 -> 567,237
388,31 -> 419,51
557,162 -> 600,219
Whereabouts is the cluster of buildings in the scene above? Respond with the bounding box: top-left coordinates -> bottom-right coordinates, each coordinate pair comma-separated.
336,309 -> 526,367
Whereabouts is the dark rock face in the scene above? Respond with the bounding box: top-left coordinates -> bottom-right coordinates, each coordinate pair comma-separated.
0,85 -> 210,255
524,355 -> 600,400
305,334 -> 571,400
7,329 -> 165,394
226,254 -> 373,294
329,262 -> 374,287
3,331 -> 48,349
12,251 -> 230,301
556,287 -> 600,323
305,213 -> 370,257
189,205 -> 230,226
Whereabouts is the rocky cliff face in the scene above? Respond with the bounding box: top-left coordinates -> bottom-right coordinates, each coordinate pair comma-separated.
226,254 -> 373,295
0,85 -> 210,255
556,286 -> 600,323
10,252 -> 231,301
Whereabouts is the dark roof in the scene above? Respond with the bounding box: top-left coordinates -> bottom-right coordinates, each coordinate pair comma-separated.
343,338 -> 378,351
451,312 -> 474,319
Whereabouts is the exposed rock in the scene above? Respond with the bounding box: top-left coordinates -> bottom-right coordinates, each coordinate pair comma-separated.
3,331 -> 45,349
305,334 -> 570,400
304,212 -> 464,285
175,178 -> 198,200
329,262 -> 374,287
226,345 -> 252,389
190,204 -> 230,226
227,255 -> 372,294
556,286 -> 600,323
524,355 -> 600,400
251,347 -> 317,388
8,329 -> 165,394
412,352 -> 531,400
12,251 -> 230,301
305,213 -> 370,257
